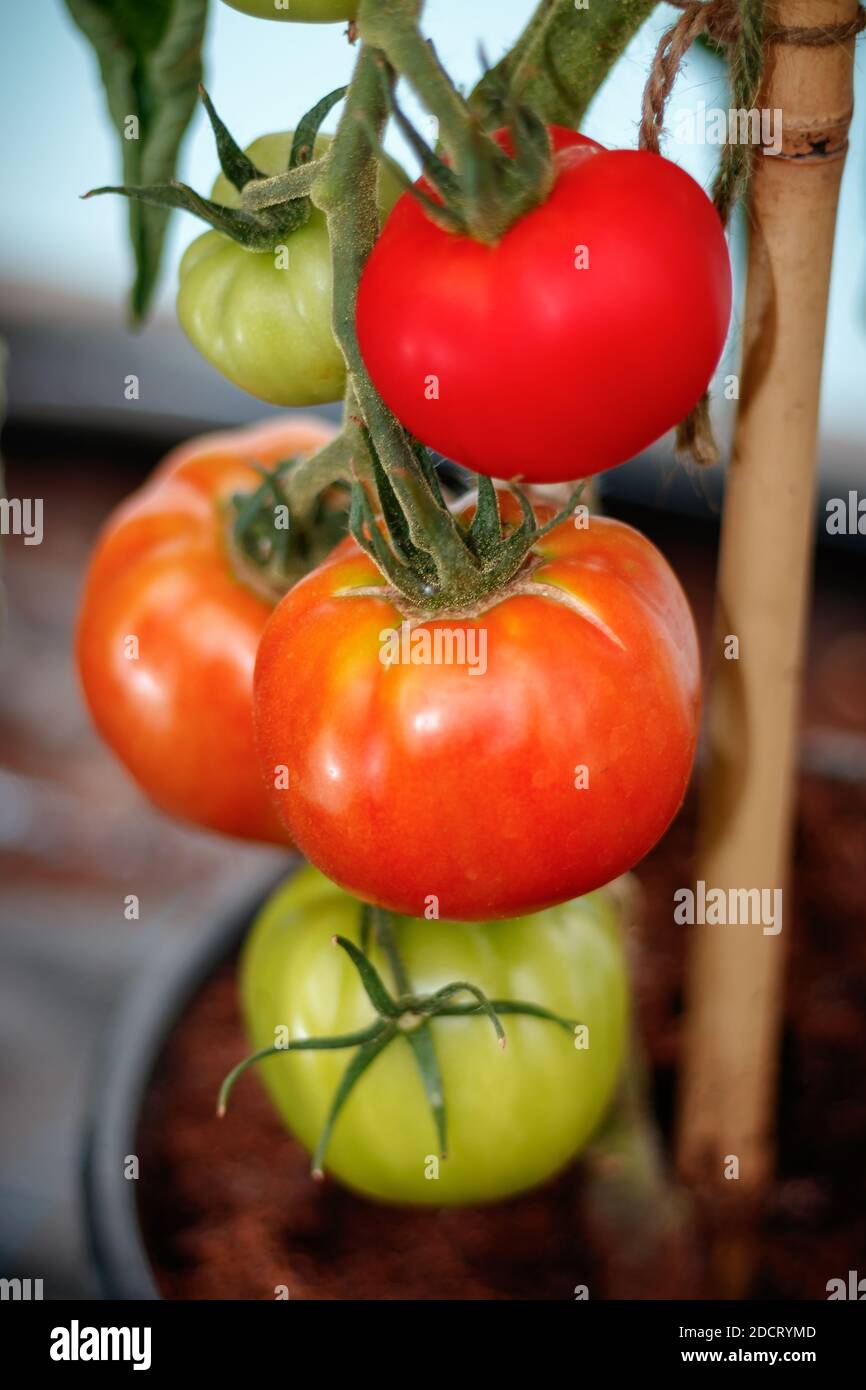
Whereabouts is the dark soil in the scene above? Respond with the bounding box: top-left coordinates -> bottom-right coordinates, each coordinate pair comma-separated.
137,772 -> 866,1300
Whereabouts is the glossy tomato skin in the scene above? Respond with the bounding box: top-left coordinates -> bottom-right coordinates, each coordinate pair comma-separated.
178,134 -> 400,406
76,417 -> 335,843
254,504 -> 700,918
356,126 -> 732,482
221,0 -> 355,20
241,864 -> 629,1204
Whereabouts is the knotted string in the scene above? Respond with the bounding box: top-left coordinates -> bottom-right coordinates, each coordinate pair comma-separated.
638,0 -> 865,465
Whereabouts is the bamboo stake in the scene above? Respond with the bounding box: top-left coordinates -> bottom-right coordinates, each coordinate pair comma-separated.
675,0 -> 860,1296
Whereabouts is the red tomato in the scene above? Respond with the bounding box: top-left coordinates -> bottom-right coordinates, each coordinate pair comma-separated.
254,499 -> 700,918
77,417 -> 335,843
356,126 -> 731,483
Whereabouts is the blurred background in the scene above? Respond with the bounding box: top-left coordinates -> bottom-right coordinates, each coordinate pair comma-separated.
0,1 -> 864,1298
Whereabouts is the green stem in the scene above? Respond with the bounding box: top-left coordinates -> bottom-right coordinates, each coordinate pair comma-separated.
470,0 -> 661,131
306,2 -> 642,609
311,43 -> 484,601
372,905 -> 413,997
358,0 -> 554,240
357,0 -> 476,173
282,388 -> 368,520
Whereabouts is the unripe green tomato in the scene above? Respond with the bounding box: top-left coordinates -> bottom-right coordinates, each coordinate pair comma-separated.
220,1 -> 356,22
177,133 -> 399,407
240,865 -> 629,1205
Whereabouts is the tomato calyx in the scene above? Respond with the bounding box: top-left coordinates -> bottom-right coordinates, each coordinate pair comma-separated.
358,11 -> 554,243
84,85 -> 347,250
225,456 -> 348,603
219,901 -> 578,1178
349,433 -> 585,611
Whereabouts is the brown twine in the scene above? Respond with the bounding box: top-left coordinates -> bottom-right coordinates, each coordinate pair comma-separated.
666,0 -> 866,44
638,1 -> 865,466
640,2 -> 865,156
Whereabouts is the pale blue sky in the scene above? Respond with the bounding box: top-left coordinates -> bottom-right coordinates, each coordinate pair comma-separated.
1,1 -> 864,447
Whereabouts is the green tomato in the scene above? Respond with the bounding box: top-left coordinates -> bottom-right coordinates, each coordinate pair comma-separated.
177,133 -> 399,407
220,1 -> 356,22
240,865 -> 629,1205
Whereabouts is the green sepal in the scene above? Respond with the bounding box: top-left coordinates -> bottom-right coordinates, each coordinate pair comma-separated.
199,85 -> 265,194
505,99 -> 553,209
349,482 -> 427,605
369,903 -> 412,996
426,981 -> 506,1048
82,80 -> 352,252
332,935 -> 400,1018
532,481 -> 587,542
457,118 -> 513,239
290,85 -> 348,168
507,484 -> 539,534
465,475 -> 503,562
387,87 -> 464,209
436,999 -> 578,1036
408,438 -> 447,509
311,1025 -> 397,1177
478,484 -> 538,586
83,179 -> 300,250
230,460 -> 293,573
404,1022 -> 448,1158
364,428 -> 438,582
216,1019 -> 389,1117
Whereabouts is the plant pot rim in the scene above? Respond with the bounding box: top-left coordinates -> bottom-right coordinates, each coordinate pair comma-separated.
82,869 -> 293,1300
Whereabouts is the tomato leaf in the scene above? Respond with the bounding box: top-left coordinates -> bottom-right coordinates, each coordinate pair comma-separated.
64,0 -> 208,323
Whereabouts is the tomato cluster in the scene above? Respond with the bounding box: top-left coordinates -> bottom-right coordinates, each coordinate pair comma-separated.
80,89 -> 727,1204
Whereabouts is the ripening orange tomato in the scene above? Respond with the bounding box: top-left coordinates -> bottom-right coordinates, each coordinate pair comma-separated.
254,499 -> 701,917
77,416 -> 335,842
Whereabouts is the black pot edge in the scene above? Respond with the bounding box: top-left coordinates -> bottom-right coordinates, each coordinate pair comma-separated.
82,865 -> 298,1301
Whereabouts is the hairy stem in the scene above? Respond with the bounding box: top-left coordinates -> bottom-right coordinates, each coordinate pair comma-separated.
311,41 -> 484,599
357,0 -> 477,172
282,388 -> 368,520
470,0 -> 661,130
